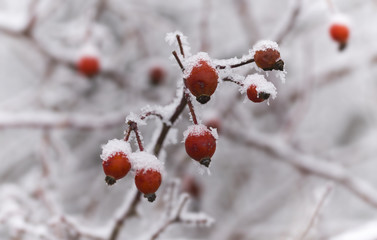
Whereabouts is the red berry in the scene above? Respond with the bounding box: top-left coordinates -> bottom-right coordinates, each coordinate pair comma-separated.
149,66 -> 166,86
247,84 -> 270,103
186,60 -> 218,104
135,169 -> 162,202
254,49 -> 283,71
78,56 -> 100,77
102,152 -> 131,185
330,23 -> 349,50
185,126 -> 216,167
330,24 -> 349,43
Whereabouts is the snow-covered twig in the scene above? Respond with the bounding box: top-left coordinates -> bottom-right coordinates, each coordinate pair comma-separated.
0,111 -> 125,130
223,125 -> 377,209
298,184 -> 333,240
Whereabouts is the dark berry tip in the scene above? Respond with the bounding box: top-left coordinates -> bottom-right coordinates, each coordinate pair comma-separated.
259,92 -> 270,100
273,59 -> 284,71
105,176 -> 116,186
200,158 -> 211,167
145,193 -> 157,202
338,42 -> 347,51
196,95 -> 211,104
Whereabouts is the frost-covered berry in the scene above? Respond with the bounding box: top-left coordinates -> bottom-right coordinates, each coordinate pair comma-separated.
130,152 -> 163,202
149,66 -> 166,86
185,59 -> 218,104
329,14 -> 350,51
247,85 -> 269,103
101,139 -> 132,185
252,40 -> 284,71
184,125 -> 217,167
242,74 -> 277,103
78,56 -> 100,77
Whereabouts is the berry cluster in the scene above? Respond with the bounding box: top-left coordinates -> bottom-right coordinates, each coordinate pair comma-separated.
101,32 -> 285,202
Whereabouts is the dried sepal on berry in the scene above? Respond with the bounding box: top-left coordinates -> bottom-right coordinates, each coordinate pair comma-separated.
184,124 -> 217,167
130,152 -> 164,202
184,53 -> 219,104
101,139 -> 132,185
252,40 -> 284,71
241,74 -> 277,103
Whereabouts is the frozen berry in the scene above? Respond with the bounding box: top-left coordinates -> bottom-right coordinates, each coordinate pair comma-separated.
186,60 -> 218,104
102,152 -> 131,185
77,56 -> 100,77
184,125 -> 217,167
247,84 -> 270,103
254,49 -> 283,71
330,24 -> 349,50
135,169 -> 162,202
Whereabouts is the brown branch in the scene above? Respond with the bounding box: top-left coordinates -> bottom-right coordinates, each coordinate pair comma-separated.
185,93 -> 198,125
140,111 -> 164,121
172,51 -> 185,71
176,35 -> 185,58
222,77 -> 244,87
216,58 -> 254,69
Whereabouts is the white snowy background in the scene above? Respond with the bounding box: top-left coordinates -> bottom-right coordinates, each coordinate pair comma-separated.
0,0 -> 377,239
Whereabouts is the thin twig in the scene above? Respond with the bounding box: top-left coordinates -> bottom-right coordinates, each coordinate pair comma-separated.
172,51 -> 185,71
176,35 -> 185,58
185,93 -> 198,125
216,58 -> 254,69
222,77 -> 244,87
298,184 -> 333,240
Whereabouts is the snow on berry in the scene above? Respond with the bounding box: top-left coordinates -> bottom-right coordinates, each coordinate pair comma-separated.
183,52 -> 217,79
329,13 -> 351,27
183,124 -> 217,142
100,139 -> 131,162
130,151 -> 164,173
250,40 -> 280,56
241,74 -> 277,99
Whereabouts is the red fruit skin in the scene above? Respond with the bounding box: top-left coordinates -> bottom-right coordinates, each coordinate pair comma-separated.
78,56 -> 100,77
185,130 -> 216,162
149,66 -> 166,86
254,49 -> 280,70
135,169 -> 162,194
102,152 -> 131,180
185,60 -> 218,98
247,85 -> 265,103
330,24 -> 349,43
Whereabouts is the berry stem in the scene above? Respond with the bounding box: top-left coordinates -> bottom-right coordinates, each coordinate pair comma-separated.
185,92 -> 199,125
127,121 -> 145,151
216,57 -> 255,69
124,127 -> 132,141
222,77 -> 244,87
176,34 -> 185,58
172,51 -> 185,71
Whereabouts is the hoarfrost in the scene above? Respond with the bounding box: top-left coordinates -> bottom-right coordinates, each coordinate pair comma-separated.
165,31 -> 191,57
251,40 -> 280,56
182,124 -> 212,142
126,112 -> 146,126
183,52 -> 217,79
130,151 -> 164,173
241,74 -> 277,99
100,139 -> 131,162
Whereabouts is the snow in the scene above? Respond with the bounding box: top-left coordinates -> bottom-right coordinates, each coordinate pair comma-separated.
182,124 -> 213,142
241,74 -> 277,99
330,13 -> 351,27
183,52 -> 217,79
100,139 -> 131,162
251,40 -> 280,56
165,31 -> 192,57
126,112 -> 147,126
130,151 -> 164,173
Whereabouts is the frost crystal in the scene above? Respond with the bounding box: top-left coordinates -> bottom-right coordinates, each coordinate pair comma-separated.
165,31 -> 191,57
183,124 -> 213,142
126,112 -> 146,126
183,52 -> 217,79
130,152 -> 164,173
100,139 -> 131,162
251,40 -> 280,56
241,74 -> 277,99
